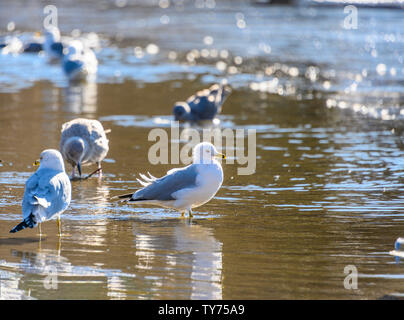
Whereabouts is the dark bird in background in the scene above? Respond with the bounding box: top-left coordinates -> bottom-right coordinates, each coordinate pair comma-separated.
173,83 -> 232,123
43,27 -> 64,60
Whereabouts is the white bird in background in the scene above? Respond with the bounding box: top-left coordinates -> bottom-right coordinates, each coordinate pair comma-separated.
9,149 -> 71,236
60,118 -> 109,179
62,40 -> 98,82
117,142 -> 225,217
0,36 -> 24,55
390,237 -> 404,259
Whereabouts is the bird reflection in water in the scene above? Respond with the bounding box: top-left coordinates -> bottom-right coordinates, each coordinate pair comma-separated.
132,220 -> 223,299
0,268 -> 33,299
63,81 -> 98,115
174,221 -> 222,300
69,181 -> 112,247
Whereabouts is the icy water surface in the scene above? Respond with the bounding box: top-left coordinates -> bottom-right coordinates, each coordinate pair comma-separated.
0,1 -> 403,299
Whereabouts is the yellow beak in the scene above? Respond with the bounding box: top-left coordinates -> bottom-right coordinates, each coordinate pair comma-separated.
33,160 -> 40,166
215,153 -> 226,160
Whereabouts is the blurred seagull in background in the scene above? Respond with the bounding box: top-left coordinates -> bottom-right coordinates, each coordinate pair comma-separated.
1,31 -> 55,55
60,118 -> 109,179
9,149 -> 71,237
173,84 -> 232,123
390,237 -> 404,259
0,36 -> 24,55
62,40 -> 98,82
21,32 -> 46,54
43,26 -> 64,60
117,142 -> 225,218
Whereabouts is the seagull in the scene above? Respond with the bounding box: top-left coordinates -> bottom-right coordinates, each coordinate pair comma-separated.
173,84 -> 232,123
0,36 -> 23,55
21,32 -> 46,53
23,42 -> 43,53
1,34 -> 44,54
9,149 -> 71,236
60,118 -> 109,179
43,26 -> 64,60
0,32 -> 44,54
117,142 -> 225,217
62,40 -> 98,82
390,237 -> 404,259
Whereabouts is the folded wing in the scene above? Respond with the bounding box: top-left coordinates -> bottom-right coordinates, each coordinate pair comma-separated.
132,165 -> 199,201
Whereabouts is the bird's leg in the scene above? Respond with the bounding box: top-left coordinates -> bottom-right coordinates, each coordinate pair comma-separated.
57,235 -> 61,255
38,222 -> 42,238
84,167 -> 102,179
71,166 -> 76,179
181,211 -> 185,218
57,216 -> 62,237
70,166 -> 84,181
97,162 -> 102,178
188,209 -> 193,218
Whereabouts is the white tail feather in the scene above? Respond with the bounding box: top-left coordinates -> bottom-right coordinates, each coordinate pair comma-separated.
147,172 -> 157,180
136,178 -> 150,187
139,173 -> 153,183
34,196 -> 50,208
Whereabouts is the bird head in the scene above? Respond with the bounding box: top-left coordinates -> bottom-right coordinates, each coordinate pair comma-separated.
173,102 -> 192,121
44,26 -> 61,43
35,149 -> 65,172
63,137 -> 86,176
192,142 -> 225,164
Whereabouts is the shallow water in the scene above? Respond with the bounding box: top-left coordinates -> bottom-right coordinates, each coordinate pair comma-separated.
0,1 -> 404,300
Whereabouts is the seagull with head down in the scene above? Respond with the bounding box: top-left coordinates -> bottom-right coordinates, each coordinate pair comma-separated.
60,118 -> 109,179
117,142 -> 225,217
10,149 -> 71,236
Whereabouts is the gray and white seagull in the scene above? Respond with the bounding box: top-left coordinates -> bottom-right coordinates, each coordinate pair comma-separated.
117,142 -> 225,217
10,149 -> 71,236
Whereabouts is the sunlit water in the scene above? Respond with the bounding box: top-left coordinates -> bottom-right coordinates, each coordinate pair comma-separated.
0,1 -> 403,299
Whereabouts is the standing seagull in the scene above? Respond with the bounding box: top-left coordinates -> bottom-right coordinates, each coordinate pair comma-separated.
117,142 -> 225,217
43,26 -> 64,60
10,149 -> 71,236
62,40 -> 98,82
60,118 -> 109,179
173,84 -> 232,123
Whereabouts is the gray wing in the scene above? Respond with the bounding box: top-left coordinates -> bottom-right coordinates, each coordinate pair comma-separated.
22,169 -> 71,221
60,119 -> 91,147
61,119 -> 102,144
132,165 -> 199,201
